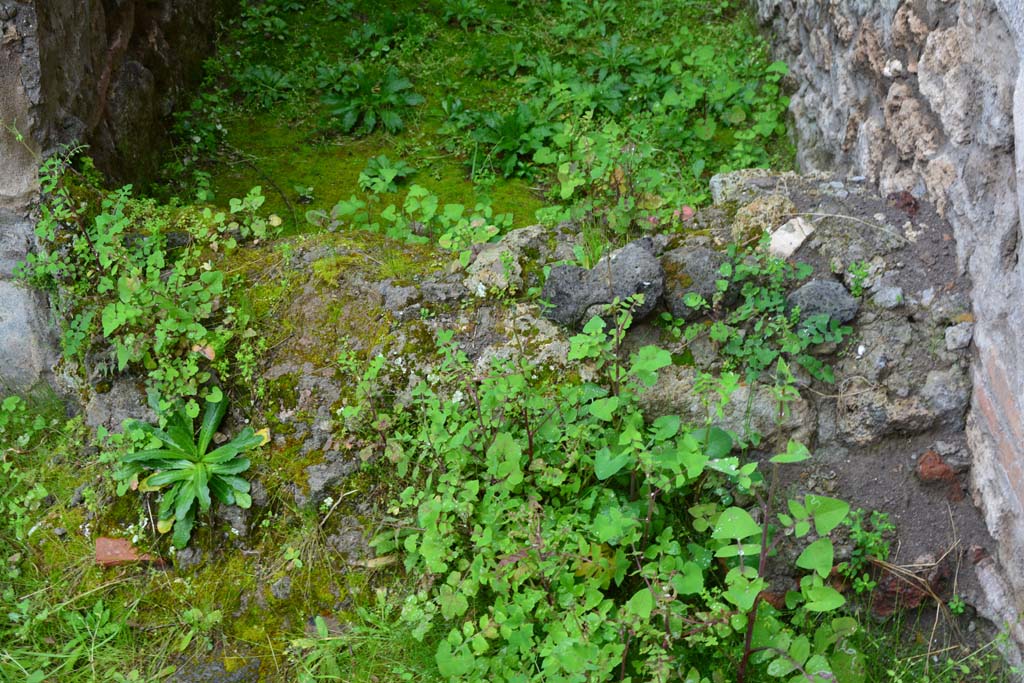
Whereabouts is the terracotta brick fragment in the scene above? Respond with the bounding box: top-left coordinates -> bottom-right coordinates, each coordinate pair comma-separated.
95,537 -> 164,568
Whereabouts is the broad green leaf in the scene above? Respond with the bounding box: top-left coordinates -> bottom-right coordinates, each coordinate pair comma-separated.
142,468 -> 194,488
439,587 -> 469,619
796,538 -> 835,578
723,574 -> 764,611
175,483 -> 197,522
625,588 -> 654,620
488,432 -> 523,486
171,508 -> 195,549
712,507 -> 761,540
650,415 -> 680,441
671,562 -> 704,595
789,635 -> 810,665
697,426 -> 733,459
588,396 -> 619,421
806,495 -> 850,535
768,656 -> 796,677
830,643 -> 866,683
594,447 -> 632,480
436,639 -> 474,677
197,398 -> 228,456
770,440 -> 810,464
204,428 -> 264,464
803,582 -> 846,612
194,464 -> 211,512
630,345 -> 671,386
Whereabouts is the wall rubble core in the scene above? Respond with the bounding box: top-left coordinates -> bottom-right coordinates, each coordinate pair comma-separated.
755,0 -> 1024,658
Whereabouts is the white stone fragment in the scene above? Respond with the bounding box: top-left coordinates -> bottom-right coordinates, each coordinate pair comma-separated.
768,217 -> 815,259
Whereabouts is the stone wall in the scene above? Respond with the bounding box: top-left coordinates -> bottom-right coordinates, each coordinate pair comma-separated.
755,0 -> 1024,646
0,0 -> 224,392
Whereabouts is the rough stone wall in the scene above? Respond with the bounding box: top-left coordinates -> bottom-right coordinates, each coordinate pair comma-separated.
755,0 -> 1024,643
0,0 -> 224,392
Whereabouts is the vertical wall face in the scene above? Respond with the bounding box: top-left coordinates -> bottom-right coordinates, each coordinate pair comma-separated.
755,0 -> 1024,623
1,3 -> 53,392
0,0 -> 225,392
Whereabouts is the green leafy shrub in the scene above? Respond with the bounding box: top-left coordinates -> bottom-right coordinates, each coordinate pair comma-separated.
676,245 -> 853,383
310,184 -> 511,266
442,0 -> 492,30
115,397 -> 265,548
17,151 -> 273,414
236,64 -> 296,109
358,155 -> 416,193
322,64 -> 425,135
364,301 -> 860,682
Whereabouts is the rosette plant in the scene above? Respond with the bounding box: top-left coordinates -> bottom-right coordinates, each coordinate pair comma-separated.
116,398 -> 266,548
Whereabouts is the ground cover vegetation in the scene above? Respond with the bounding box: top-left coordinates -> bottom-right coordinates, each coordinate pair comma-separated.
0,0 -> 1016,681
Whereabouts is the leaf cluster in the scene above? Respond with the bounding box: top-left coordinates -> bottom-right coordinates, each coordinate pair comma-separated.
673,245 -> 853,384
360,301 -> 860,682
115,398 -> 263,548
321,64 -> 425,136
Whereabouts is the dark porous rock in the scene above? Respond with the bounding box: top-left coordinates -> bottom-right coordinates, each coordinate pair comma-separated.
541,239 -> 664,328
661,246 -> 729,321
787,279 -> 859,324
540,264 -> 590,327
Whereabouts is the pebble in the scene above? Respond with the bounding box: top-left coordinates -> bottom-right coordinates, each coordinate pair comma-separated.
872,286 -> 905,309
945,322 -> 974,351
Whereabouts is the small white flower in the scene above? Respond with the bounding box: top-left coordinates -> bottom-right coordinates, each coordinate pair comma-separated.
451,390 -> 465,404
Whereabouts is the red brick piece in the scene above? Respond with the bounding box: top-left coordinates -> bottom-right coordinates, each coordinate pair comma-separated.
95,537 -> 163,568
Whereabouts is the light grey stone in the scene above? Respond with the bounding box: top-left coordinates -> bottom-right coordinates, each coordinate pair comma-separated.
945,322 -> 975,351
0,281 -> 54,392
871,286 -> 905,309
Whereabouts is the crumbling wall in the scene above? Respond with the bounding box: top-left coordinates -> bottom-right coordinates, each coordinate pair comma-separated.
755,0 -> 1024,645
0,0 -> 224,392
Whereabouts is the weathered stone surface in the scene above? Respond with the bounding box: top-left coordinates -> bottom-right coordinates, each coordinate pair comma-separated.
28,0 -> 227,182
465,224 -> 550,296
638,364 -> 815,448
541,239 -> 664,328
0,281 -> 54,391
0,3 -> 40,209
83,378 -> 150,430
730,194 -> 796,242
945,322 -> 975,351
660,246 -> 727,321
787,279 -> 858,324
755,0 -> 1024,648
300,454 -> 358,508
172,654 -> 261,683
709,168 -> 773,205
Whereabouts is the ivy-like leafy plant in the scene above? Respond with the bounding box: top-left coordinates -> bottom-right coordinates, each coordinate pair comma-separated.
362,299 -> 860,683
116,398 -> 265,548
